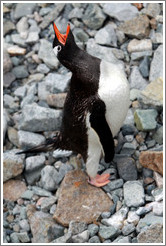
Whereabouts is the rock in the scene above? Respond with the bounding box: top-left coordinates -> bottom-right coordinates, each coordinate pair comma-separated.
113,235 -> 130,243
136,206 -> 152,216
3,149 -> 25,182
47,93 -> 67,108
12,65 -> 29,79
14,3 -> 36,19
51,232 -> 72,243
41,165 -> 59,191
14,85 -> 27,98
119,15 -> 150,39
74,28 -> 89,43
72,230 -> 89,243
68,221 -> 87,235
26,32 -> 39,43
98,225 -> 119,240
3,49 -> 12,73
3,72 -> 16,88
120,142 -> 137,155
130,89 -> 141,101
3,109 -> 9,142
53,170 -> 113,226
18,130 -> 45,149
86,39 -> 124,69
127,39 -> 152,53
7,127 -> 19,147
53,149 -> 72,159
95,24 -> 117,47
31,186 -> 52,197
149,45 -> 163,82
68,7 -> 83,19
38,39 -> 59,69
21,190 -> 34,200
127,211 -> 140,225
134,109 -> 158,131
3,179 -> 27,201
3,20 -> 15,35
102,3 -> 138,21
130,50 -> 152,61
137,223 -> 163,243
145,3 -> 161,18
11,34 -> 27,47
18,103 -> 62,132
124,181 -> 145,207
40,196 -> 57,212
152,187 -> 163,202
19,219 -> 30,232
152,126 -> 163,144
141,77 -> 163,107
89,236 -> 100,243
139,56 -> 150,78
16,16 -> 29,35
88,224 -> 99,237
153,171 -> 163,188
82,4 -> 106,30
129,66 -> 148,90
102,179 -> 124,193
146,201 -> 163,216
27,204 -> 64,243
102,207 -> 129,229
56,163 -> 73,184
37,63 -> 50,74
122,223 -> 135,236
116,157 -> 138,181
139,151 -> 163,175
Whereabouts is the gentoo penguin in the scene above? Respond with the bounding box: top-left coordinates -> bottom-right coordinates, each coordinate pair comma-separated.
17,23 -> 130,187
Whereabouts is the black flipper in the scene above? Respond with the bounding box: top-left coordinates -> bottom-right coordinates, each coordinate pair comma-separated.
90,100 -> 115,163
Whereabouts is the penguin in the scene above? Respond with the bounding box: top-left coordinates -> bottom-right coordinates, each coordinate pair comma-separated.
17,23 -> 130,187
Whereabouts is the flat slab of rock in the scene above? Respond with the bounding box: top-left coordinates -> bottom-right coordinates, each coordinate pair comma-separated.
3,179 -> 27,201
53,170 -> 113,226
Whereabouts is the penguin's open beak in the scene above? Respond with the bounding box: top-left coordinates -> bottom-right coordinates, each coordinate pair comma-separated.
53,23 -> 70,46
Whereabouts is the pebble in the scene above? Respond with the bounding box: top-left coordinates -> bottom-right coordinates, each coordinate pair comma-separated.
134,109 -> 158,131
88,235 -> 101,243
149,45 -> 163,82
95,24 -> 117,47
40,196 -> 57,212
124,181 -> 145,207
139,56 -> 150,78
98,224 -> 120,240
18,130 -> 45,149
152,126 -> 163,145
127,211 -> 140,225
12,65 -> 29,79
129,66 -> 148,90
41,165 -> 59,191
36,63 -> 50,74
87,224 -> 99,237
116,157 -> 138,181
122,223 -> 135,236
72,230 -> 89,243
31,186 -> 52,197
102,179 -> 124,193
127,39 -> 152,53
68,221 -> 87,235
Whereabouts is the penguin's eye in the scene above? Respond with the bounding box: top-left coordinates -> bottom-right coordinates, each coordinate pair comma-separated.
57,45 -> 62,52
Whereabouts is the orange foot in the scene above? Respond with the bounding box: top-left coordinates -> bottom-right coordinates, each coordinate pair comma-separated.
88,173 -> 110,187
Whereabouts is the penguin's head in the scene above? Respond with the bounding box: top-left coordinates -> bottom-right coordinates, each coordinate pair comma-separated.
52,22 -> 77,60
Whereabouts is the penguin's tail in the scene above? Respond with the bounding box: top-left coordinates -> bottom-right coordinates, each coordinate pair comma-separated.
16,132 -> 60,155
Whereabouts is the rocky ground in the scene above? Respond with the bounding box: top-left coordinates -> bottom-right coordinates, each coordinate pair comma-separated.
3,2 -> 163,244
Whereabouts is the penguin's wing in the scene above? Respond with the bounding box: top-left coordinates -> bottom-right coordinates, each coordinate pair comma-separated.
90,100 -> 114,163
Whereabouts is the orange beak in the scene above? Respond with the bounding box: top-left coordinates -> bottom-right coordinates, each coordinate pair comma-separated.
53,23 -> 70,46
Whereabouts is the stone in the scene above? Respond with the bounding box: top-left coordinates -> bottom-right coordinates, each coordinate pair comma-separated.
47,93 -> 67,108
153,171 -> 163,188
7,127 -> 19,147
130,50 -> 152,61
31,186 -> 52,197
74,28 -> 89,43
139,151 -> 163,175
3,149 -> 25,182
38,39 -> 59,69
149,45 -> 163,82
127,211 -> 140,226
129,66 -> 148,90
124,181 -> 145,207
102,207 -> 129,229
53,170 -> 113,226
68,221 -> 87,235
152,188 -> 163,202
127,39 -> 152,53
26,32 -> 39,43
122,223 -> 135,236
53,149 -> 73,159
37,63 -> 50,74
72,230 -> 89,243
139,56 -> 150,78
14,3 -> 36,19
27,204 -> 64,243
41,166 -> 59,191
137,223 -> 163,243
3,72 -> 16,88
145,3 -> 161,18
18,103 -> 62,132
16,16 -> 29,34
3,50 -> 12,73
119,15 -> 150,39
88,236 -> 100,243
14,85 -> 27,98
120,142 -> 137,155
3,109 -> 9,142
3,20 -> 15,35
68,7 -> 83,19
102,3 -> 138,21
141,77 -> 163,107
137,211 -> 163,232
98,225 -> 119,240
12,65 -> 29,79
95,24 -> 117,47
19,219 -> 30,232
113,235 -> 130,243
25,155 -> 45,172
56,163 -> 73,184
11,34 -> 27,47
102,179 -> 124,193
82,4 -> 106,30
21,190 -> 34,200
51,232 -> 72,243
152,126 -> 163,144
18,130 -> 45,149
88,224 -> 99,237
116,157 -> 138,181
40,196 -> 57,212
3,179 -> 27,201
134,109 -> 158,131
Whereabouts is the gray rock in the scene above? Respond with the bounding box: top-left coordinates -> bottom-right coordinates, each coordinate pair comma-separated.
87,224 -> 99,237
39,7 -> 52,16
137,223 -> 163,243
102,3 -> 138,21
130,50 -> 153,61
31,186 -> 52,197
123,109 -> 135,125
57,163 -> 73,184
41,165 -> 59,191
10,233 -> 20,243
14,3 -> 36,19
7,127 -> 19,147
72,230 -> 89,243
101,211 -> 111,219
120,142 -> 137,155
151,188 -> 163,202
38,39 -> 59,69
3,20 -> 15,36
124,181 -> 145,207
73,28 -> 89,43
136,206 -> 152,216
26,32 -> 39,43
11,34 -> 27,47
116,157 -> 138,181
139,56 -> 150,78
14,85 -> 27,98
12,65 -> 29,79
152,126 -> 163,144
82,4 -> 106,30
98,225 -> 119,240
25,155 -> 45,172
18,103 -> 62,132
40,196 -> 57,212
69,221 -> 88,235
20,93 -> 36,108
3,149 -> 25,182
14,232 -> 30,243
149,45 -> 163,82
3,72 -> 16,88
113,235 -> 130,243
18,130 -> 45,149
53,149 -> 73,159
3,94 -> 15,108
68,7 -> 83,19
37,63 -> 50,74
95,24 -> 117,47
129,66 -> 148,90
3,50 -> 12,73
122,223 -> 135,236
102,179 -> 124,193
21,190 -> 34,200
88,235 -> 100,243
50,204 -> 57,215
145,3 -> 161,18
86,39 -> 124,70
19,219 -> 30,232
16,16 -> 29,34
51,232 -> 72,243
134,109 -> 158,131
